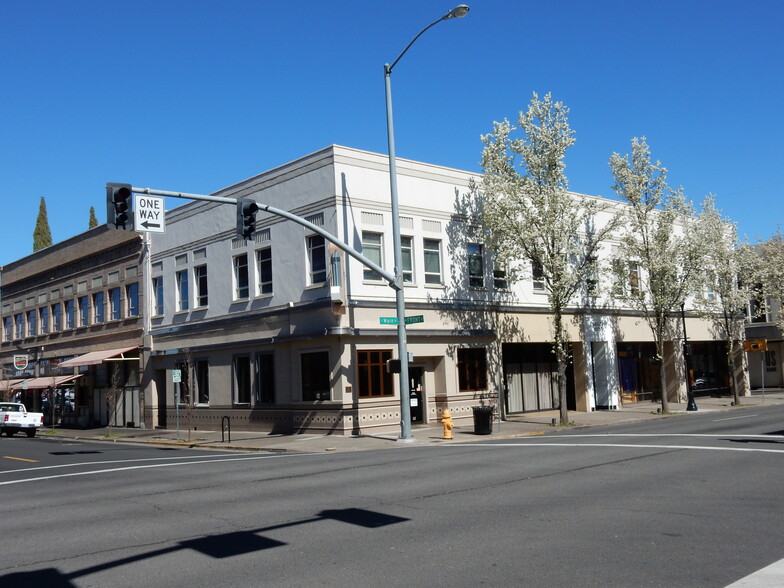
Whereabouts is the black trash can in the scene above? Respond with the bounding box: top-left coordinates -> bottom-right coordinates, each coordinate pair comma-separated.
472,405 -> 493,435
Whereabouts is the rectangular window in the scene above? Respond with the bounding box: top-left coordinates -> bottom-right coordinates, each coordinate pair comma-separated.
256,248 -> 273,295
357,350 -> 394,398
628,262 -> 640,297
51,303 -> 62,332
457,348 -> 488,392
93,291 -> 105,323
27,309 -> 37,336
362,231 -> 383,281
255,353 -> 276,404
152,277 -> 163,315
301,351 -> 330,401
233,254 -> 250,300
195,360 -> 209,405
4,316 -> 13,340
423,239 -> 442,285
307,235 -> 327,285
493,256 -> 508,290
109,288 -> 122,320
194,265 -> 208,307
78,296 -> 89,327
532,260 -> 545,292
39,307 -> 49,335
401,236 -> 414,283
126,283 -> 139,316
468,243 -> 484,288
234,355 -> 251,405
176,270 -> 189,311
14,313 -> 24,339
65,299 -> 75,329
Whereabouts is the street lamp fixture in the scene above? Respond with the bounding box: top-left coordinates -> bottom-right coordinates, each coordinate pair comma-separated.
384,5 -> 469,442
680,302 -> 698,411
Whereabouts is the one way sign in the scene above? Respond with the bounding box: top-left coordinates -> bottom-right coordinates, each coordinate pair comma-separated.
134,194 -> 165,233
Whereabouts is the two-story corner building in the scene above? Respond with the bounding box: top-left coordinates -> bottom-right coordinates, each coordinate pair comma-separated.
0,227 -> 145,428
143,145 -> 728,436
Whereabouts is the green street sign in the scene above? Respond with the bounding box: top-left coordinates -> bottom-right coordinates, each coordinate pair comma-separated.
379,315 -> 424,326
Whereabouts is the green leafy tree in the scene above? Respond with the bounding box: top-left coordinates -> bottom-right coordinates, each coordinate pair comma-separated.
481,93 -> 621,425
609,138 -> 709,413
693,197 -> 757,405
33,196 -> 53,252
88,206 -> 98,229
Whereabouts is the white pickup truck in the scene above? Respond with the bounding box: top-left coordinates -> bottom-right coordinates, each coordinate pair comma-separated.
0,402 -> 44,438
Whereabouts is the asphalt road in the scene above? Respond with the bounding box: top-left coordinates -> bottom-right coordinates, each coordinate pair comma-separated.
2,405 -> 784,587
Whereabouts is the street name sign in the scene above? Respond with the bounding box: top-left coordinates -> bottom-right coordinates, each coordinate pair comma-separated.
379,315 -> 424,325
134,194 -> 165,233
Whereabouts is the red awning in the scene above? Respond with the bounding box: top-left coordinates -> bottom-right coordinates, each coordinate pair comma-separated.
58,346 -> 139,368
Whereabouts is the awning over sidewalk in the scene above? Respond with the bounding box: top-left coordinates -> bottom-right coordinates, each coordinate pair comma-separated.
0,374 -> 82,390
58,346 -> 139,368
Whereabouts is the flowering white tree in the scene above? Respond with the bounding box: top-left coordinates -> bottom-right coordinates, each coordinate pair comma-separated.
609,137 -> 708,413
481,93 -> 620,425
693,197 -> 756,405
756,229 -> 784,329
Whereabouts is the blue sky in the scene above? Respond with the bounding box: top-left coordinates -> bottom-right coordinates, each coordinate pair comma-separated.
1,0 -> 781,265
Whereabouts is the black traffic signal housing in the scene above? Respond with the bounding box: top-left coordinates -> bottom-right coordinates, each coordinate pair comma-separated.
236,198 -> 259,239
106,183 -> 133,229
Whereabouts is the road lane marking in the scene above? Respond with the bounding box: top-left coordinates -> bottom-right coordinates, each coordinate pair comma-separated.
466,442 -> 784,454
0,452 -> 319,486
3,456 -> 39,462
519,434 -> 784,439
713,414 -> 758,422
0,452 -> 249,476
725,556 -> 784,587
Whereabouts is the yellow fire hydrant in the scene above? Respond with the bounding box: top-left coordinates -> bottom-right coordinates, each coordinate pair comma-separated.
441,408 -> 454,440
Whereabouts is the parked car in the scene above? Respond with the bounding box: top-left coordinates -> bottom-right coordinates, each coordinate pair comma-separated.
0,402 -> 44,437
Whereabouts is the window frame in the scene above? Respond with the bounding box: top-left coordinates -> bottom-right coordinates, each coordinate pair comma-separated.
301,351 -> 330,401
176,270 -> 189,312
361,231 -> 384,282
109,287 -> 122,320
467,243 -> 485,288
255,247 -> 273,296
357,350 -> 394,398
194,265 -> 208,308
307,235 -> 327,285
423,238 -> 443,286
457,348 -> 488,392
93,291 -> 105,324
233,253 -> 250,300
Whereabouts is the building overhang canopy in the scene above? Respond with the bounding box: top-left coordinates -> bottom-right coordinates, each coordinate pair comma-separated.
58,346 -> 139,368
0,374 -> 82,390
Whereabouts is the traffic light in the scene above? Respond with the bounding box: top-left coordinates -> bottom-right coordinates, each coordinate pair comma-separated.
236,198 -> 259,239
106,183 -> 133,229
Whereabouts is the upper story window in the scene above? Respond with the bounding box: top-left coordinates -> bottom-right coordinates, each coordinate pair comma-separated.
468,243 -> 484,288
93,291 -> 105,324
307,235 -> 327,285
152,276 -> 164,316
256,248 -> 273,295
493,260 -> 508,291
126,283 -> 139,317
51,303 -> 62,332
401,236 -> 414,284
362,232 -> 384,281
233,253 -> 250,300
14,313 -> 24,339
194,265 -> 208,308
26,309 -> 37,337
65,299 -> 75,329
532,260 -> 546,292
176,270 -> 189,312
3,316 -> 12,341
109,287 -> 122,320
78,296 -> 89,327
423,238 -> 442,286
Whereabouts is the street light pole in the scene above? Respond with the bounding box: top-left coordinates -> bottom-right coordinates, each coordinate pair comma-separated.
384,5 -> 469,442
681,302 -> 698,411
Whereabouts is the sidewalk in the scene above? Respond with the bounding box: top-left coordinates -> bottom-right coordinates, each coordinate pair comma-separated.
39,391 -> 784,454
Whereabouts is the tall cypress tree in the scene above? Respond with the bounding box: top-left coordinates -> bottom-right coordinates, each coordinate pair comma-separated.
33,196 -> 53,252
88,206 -> 98,229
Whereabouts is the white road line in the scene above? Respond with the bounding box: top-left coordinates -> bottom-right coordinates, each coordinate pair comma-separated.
518,434 -> 784,439
725,556 -> 784,587
0,452 -> 317,486
0,452 -> 246,476
713,414 -> 759,422
463,443 -> 784,454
